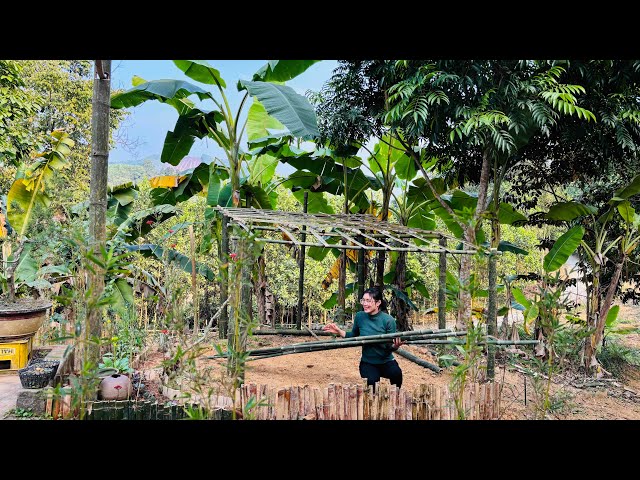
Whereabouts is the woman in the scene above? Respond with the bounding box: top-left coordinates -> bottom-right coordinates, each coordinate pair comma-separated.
323,286 -> 404,389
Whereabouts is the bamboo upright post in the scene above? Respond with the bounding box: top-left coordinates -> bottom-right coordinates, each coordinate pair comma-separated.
357,234 -> 366,309
487,249 -> 498,379
356,383 -> 364,420
219,214 -> 229,339
296,191 -> 308,330
438,236 -> 447,330
189,224 -> 199,335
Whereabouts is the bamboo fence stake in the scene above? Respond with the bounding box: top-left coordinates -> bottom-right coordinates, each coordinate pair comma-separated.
289,386 -> 298,420
337,383 -> 343,420
323,387 -> 330,420
405,390 -> 412,420
475,383 -> 480,419
302,385 -> 310,418
328,384 -> 336,420
363,381 -> 370,420
276,388 -> 286,420
350,385 -> 357,420
389,385 -> 397,420
379,379 -> 390,420
356,383 -> 364,420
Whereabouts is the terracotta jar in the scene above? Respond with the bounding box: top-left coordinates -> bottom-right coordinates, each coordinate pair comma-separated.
99,374 -> 132,400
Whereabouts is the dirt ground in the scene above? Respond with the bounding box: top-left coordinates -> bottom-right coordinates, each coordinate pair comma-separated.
137,305 -> 640,420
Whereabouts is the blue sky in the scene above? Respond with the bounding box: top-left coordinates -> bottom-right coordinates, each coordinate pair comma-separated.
109,60 -> 339,164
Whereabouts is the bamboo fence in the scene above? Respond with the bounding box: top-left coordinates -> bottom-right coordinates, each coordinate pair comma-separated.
239,378 -> 501,420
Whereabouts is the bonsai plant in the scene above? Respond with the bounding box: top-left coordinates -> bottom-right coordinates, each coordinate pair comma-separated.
0,130 -> 74,339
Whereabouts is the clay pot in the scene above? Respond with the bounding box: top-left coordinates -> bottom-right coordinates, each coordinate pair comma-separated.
0,300 -> 52,340
99,373 -> 132,400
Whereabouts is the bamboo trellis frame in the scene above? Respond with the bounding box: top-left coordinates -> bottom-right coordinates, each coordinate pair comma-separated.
214,206 -> 506,379
214,206 -> 477,254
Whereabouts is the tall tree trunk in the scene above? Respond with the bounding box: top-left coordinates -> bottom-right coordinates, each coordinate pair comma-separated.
392,251 -> 410,331
375,187 -> 392,287
457,148 -> 491,330
584,258 -> 624,371
86,60 -> 110,368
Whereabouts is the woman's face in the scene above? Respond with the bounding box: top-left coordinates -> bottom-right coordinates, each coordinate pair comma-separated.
360,293 -> 380,314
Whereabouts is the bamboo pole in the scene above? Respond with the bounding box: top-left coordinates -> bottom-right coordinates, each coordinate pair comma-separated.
219,214 -> 229,339
356,383 -> 364,420
487,248 -> 497,379
253,329 -> 333,336
350,385 -> 357,420
296,191 -> 308,330
438,236 -> 447,330
395,348 -> 441,373
189,224 -> 199,335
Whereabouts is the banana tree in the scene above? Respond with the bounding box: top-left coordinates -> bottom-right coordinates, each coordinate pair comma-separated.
1,130 -> 74,302
543,174 -> 640,372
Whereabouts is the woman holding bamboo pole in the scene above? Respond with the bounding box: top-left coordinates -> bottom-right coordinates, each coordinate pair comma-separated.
323,286 -> 404,389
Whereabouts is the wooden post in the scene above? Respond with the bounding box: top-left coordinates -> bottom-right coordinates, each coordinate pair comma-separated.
487,248 -> 498,379
297,191 -> 308,330
219,213 -> 229,339
438,236 -> 447,330
356,383 -> 364,420
357,235 -> 365,311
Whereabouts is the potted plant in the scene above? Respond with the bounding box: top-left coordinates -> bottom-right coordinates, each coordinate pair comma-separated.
0,130 -> 73,339
97,353 -> 133,400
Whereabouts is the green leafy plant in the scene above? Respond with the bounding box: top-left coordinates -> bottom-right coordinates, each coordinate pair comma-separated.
1,130 -> 74,302
98,352 -> 133,374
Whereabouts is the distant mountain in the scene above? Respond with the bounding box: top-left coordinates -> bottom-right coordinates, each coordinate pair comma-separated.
109,153 -> 160,166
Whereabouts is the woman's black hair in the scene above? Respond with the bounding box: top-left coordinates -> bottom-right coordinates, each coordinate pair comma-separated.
363,286 -> 387,312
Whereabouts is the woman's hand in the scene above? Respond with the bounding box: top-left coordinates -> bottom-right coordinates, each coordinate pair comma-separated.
323,322 -> 344,337
392,337 -> 404,350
